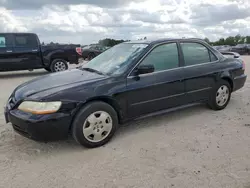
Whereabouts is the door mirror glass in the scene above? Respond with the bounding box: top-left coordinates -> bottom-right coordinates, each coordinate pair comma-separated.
136,64 -> 155,75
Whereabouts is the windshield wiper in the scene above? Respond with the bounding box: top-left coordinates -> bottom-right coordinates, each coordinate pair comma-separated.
81,67 -> 105,75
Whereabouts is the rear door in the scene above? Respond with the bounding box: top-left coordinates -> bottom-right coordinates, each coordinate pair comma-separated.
180,41 -> 220,103
0,34 -> 15,71
12,34 -> 43,69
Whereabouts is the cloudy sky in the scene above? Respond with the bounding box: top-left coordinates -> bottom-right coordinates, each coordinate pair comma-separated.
0,0 -> 250,44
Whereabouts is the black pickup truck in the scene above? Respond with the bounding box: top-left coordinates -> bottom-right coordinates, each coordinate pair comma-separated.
0,33 -> 82,72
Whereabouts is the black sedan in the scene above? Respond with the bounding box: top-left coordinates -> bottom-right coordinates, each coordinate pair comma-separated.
81,45 -> 107,60
4,38 -> 247,148
231,44 -> 250,55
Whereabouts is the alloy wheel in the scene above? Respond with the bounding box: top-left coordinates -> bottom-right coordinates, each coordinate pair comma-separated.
54,61 -> 67,72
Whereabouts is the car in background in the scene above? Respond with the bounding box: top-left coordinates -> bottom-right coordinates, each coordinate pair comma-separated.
81,45 -> 108,60
213,45 -> 232,53
4,38 -> 246,148
0,33 -> 82,72
231,44 -> 250,55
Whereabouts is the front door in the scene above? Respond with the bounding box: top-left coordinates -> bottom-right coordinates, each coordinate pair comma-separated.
126,42 -> 185,119
0,34 -> 15,71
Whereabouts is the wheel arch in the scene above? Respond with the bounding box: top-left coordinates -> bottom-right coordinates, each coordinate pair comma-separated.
221,77 -> 233,90
217,70 -> 234,91
50,56 -> 69,63
70,96 -> 123,131
44,50 -> 69,65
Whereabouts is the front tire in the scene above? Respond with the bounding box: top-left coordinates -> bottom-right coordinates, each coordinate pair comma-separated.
208,80 -> 231,110
72,101 -> 118,148
50,59 -> 68,72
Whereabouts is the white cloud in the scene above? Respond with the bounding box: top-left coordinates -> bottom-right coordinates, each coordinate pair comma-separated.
0,7 -> 28,32
1,0 -> 250,44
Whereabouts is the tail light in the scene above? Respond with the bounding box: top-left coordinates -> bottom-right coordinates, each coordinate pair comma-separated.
76,47 -> 82,56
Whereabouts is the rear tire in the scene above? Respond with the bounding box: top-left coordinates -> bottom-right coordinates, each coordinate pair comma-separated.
207,80 -> 231,110
87,53 -> 95,61
50,59 -> 68,72
72,101 -> 118,148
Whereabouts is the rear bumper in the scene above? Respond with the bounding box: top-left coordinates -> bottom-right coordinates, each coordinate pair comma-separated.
233,74 -> 247,92
6,109 -> 72,141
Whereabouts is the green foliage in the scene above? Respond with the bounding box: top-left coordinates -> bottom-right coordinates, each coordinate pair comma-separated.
206,35 -> 250,46
98,38 -> 130,47
204,37 -> 210,43
97,35 -> 250,47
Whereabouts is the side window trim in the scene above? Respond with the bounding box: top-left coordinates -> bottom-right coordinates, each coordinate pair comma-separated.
180,41 -> 219,68
128,42 -> 181,77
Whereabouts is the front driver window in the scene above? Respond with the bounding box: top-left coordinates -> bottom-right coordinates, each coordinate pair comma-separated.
139,43 -> 179,73
0,36 -> 6,48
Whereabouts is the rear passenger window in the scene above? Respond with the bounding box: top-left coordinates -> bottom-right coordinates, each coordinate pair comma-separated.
0,36 -> 6,47
181,42 -> 212,66
140,43 -> 179,72
14,35 -> 38,47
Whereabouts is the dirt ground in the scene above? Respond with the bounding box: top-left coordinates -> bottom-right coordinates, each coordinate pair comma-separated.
0,58 -> 250,188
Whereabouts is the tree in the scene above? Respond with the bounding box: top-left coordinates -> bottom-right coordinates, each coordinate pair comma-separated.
214,38 -> 225,46
246,36 -> 250,44
234,34 -> 241,43
98,38 -> 125,47
224,36 -> 235,46
204,37 -> 210,44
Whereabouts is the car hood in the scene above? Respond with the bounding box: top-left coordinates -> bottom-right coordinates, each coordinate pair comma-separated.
13,68 -> 106,101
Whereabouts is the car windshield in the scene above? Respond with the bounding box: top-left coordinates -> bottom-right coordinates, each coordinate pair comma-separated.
81,43 -> 148,75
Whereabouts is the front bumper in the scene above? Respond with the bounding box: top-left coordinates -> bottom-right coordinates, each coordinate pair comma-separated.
5,109 -> 73,141
233,74 -> 247,92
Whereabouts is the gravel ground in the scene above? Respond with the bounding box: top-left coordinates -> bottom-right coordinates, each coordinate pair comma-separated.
0,58 -> 250,188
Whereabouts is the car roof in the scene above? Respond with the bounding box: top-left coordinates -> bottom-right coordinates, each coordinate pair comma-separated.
124,38 -> 206,45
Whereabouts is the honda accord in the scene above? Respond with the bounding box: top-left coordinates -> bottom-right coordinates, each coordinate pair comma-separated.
4,38 -> 247,148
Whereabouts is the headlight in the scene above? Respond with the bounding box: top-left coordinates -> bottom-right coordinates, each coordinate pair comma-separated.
18,101 -> 62,114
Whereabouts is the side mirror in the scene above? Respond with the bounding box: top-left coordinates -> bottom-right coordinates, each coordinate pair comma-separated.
136,64 -> 155,75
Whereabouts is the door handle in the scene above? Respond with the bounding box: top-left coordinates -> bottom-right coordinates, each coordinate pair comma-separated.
32,49 -> 38,52
6,50 -> 12,53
